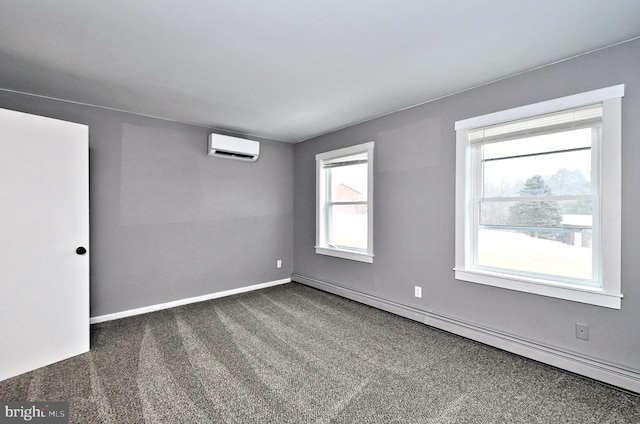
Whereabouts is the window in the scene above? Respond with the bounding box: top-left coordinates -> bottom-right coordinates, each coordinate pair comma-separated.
316,142 -> 374,263
454,85 -> 624,309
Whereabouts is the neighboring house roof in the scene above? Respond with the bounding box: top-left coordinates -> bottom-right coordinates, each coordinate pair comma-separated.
334,183 -> 364,201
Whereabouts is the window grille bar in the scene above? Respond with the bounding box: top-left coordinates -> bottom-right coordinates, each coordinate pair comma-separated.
329,201 -> 368,206
322,159 -> 368,168
480,195 -> 594,202
483,146 -> 591,163
479,224 -> 592,233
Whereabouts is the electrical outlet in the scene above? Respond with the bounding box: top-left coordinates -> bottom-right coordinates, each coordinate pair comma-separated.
414,286 -> 422,298
276,260 -> 282,269
576,323 -> 589,340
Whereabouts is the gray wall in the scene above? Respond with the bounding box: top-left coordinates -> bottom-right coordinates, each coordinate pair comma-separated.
293,39 -> 640,372
0,91 -> 294,317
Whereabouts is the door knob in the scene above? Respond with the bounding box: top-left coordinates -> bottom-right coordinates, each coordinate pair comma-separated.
76,246 -> 87,255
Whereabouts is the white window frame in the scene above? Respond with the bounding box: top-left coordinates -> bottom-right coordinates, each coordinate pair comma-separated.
316,142 -> 374,263
454,85 -> 624,309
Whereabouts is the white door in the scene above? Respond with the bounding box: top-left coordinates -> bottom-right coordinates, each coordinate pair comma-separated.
0,108 -> 89,381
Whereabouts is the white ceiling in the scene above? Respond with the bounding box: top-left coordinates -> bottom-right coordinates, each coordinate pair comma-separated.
1,1 -> 639,143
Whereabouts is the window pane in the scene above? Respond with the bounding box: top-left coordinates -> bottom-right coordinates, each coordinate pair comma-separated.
478,200 -> 593,282
330,164 -> 367,202
330,204 -> 367,250
483,129 -> 593,198
477,228 -> 593,282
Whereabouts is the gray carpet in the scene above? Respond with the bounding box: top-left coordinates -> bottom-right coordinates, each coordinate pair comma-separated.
1,283 -> 639,423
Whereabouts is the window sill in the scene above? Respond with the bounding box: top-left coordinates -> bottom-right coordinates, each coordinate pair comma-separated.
454,268 -> 621,309
315,246 -> 374,263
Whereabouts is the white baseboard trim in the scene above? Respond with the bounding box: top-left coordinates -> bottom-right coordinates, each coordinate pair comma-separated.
292,273 -> 640,394
90,278 -> 291,324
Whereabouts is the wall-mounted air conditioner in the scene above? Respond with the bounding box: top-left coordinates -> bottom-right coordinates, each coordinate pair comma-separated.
208,133 -> 260,162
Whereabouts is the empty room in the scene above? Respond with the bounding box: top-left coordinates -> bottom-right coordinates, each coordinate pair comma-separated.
1,1 -> 639,423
